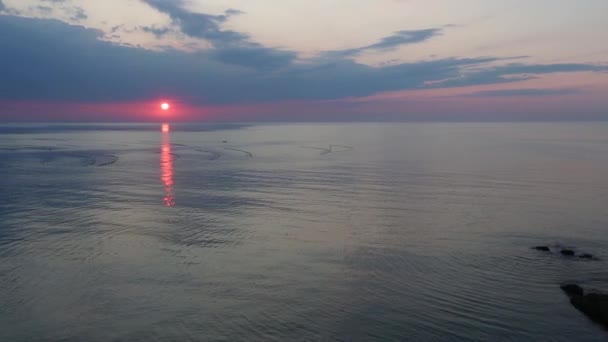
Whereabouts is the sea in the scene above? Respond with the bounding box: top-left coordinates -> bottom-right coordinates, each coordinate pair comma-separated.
1,122 -> 607,341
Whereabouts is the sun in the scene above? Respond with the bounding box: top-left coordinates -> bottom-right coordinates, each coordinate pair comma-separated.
161,102 -> 170,111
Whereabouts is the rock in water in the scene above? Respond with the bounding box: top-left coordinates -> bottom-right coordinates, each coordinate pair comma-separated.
532,246 -> 551,252
561,284 -> 584,297
579,253 -> 595,260
561,284 -> 608,328
561,249 -> 575,256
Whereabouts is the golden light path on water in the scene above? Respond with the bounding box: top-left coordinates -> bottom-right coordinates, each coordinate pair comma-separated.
160,123 -> 175,207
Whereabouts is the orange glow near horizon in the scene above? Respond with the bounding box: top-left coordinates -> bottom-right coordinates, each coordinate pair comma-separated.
160,127 -> 175,207
161,123 -> 170,133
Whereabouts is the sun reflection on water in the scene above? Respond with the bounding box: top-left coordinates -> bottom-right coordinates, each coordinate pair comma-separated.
160,123 -> 175,207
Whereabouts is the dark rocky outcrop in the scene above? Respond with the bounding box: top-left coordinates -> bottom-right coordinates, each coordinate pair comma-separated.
561,249 -> 576,256
561,284 -> 584,297
531,245 -> 600,260
561,284 -> 608,328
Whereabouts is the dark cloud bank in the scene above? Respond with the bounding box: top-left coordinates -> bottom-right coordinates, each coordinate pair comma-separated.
0,0 -> 606,106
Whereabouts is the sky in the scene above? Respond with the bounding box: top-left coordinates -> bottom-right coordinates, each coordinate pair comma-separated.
0,0 -> 607,122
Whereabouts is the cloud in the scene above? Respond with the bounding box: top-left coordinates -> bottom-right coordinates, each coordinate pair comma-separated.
432,63 -> 608,88
326,28 -> 442,58
140,0 -> 247,45
138,1 -> 441,71
36,6 -> 53,14
67,6 -> 87,21
140,0 -> 295,70
0,15 -> 606,107
19,0 -> 88,22
497,63 -> 606,74
469,88 -> 581,97
224,9 -> 244,16
0,0 -> 5,12
368,28 -> 441,50
141,25 -> 172,38
210,46 -> 297,70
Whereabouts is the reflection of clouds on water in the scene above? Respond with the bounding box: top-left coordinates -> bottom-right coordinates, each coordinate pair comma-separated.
160,125 -> 175,207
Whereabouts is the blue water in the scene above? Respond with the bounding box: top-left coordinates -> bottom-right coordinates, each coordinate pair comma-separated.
1,122 -> 607,341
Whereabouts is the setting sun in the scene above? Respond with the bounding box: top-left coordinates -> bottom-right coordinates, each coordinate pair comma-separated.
161,102 -> 170,111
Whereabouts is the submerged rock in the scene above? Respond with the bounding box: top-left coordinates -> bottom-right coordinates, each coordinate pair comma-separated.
579,253 -> 595,260
561,249 -> 576,256
532,246 -> 551,252
560,284 -> 608,328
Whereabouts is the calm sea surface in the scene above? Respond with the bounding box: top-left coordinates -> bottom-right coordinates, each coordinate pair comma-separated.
1,122 -> 608,341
